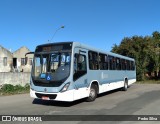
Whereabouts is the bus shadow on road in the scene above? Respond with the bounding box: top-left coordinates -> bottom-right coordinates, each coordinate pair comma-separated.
97,88 -> 122,98
32,88 -> 124,107
32,98 -> 86,107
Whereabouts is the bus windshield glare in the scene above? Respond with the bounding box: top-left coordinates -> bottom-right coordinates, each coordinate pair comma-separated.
33,52 -> 71,82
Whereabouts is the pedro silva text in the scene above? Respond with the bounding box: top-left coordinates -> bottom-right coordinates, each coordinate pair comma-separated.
138,116 -> 157,121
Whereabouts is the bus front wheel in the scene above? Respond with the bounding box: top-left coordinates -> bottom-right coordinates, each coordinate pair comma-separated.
86,84 -> 98,102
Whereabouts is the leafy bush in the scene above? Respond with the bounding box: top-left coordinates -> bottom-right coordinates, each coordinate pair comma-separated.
0,83 -> 30,95
1,84 -> 14,93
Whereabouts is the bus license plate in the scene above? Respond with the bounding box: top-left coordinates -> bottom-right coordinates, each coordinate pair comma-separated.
42,96 -> 49,100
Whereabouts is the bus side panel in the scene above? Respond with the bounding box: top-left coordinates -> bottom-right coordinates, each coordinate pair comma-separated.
91,70 -> 136,94
73,87 -> 89,101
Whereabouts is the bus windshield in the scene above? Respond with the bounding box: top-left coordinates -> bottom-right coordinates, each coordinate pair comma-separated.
33,52 -> 71,82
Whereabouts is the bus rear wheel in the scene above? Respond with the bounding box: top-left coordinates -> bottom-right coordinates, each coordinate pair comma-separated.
86,84 -> 98,102
122,79 -> 128,91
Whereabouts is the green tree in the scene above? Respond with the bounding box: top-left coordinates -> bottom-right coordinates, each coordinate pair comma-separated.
151,31 -> 160,77
111,32 -> 160,81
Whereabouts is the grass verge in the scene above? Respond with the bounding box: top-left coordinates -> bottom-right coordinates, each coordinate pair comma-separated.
0,84 -> 30,96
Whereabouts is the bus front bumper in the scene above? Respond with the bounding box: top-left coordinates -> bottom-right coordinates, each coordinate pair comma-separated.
30,89 -> 74,102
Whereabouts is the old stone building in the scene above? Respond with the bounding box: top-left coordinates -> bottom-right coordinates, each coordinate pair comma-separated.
0,45 -> 33,72
0,45 -> 13,72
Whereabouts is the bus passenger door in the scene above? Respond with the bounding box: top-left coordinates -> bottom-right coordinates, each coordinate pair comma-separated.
73,48 -> 89,100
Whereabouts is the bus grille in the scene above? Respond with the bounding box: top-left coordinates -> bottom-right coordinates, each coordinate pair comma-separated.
35,93 -> 57,100
33,80 -> 63,87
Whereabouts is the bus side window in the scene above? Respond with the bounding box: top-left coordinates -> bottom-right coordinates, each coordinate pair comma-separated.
99,54 -> 103,70
127,60 -> 131,70
88,51 -> 98,70
73,54 -> 87,81
108,56 -> 113,70
116,58 -> 121,70
121,59 -> 126,70
112,57 -> 116,70
99,53 -> 108,70
89,52 -> 93,69
131,61 -> 135,70
104,55 -> 109,70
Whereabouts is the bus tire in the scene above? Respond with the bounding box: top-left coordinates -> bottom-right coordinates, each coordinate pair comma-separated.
122,79 -> 128,91
86,84 -> 97,102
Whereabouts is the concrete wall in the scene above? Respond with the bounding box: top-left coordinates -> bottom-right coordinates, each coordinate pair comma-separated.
0,72 -> 31,86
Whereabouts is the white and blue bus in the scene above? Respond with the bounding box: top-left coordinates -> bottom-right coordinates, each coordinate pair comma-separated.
29,42 -> 136,102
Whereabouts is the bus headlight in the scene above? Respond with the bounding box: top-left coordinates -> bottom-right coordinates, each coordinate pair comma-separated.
60,82 -> 70,92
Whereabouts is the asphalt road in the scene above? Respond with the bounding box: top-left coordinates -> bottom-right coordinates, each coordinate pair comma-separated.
0,84 -> 160,124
